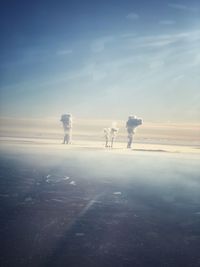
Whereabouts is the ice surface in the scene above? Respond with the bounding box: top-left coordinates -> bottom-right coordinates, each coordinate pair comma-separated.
24,197 -> 33,202
75,233 -> 85,237
69,181 -> 76,186
63,176 -> 70,180
113,192 -> 122,195
0,138 -> 200,267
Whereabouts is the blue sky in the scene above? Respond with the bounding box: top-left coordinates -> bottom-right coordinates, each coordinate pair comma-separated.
0,0 -> 200,122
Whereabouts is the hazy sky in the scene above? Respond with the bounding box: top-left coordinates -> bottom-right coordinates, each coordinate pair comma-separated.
0,0 -> 200,122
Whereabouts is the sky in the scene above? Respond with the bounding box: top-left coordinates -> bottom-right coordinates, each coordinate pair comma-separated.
0,0 -> 200,122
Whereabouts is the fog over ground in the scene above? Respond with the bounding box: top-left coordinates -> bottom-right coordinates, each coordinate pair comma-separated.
0,117 -> 199,147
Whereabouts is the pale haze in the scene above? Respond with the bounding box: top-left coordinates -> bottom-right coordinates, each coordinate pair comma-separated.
0,0 -> 200,123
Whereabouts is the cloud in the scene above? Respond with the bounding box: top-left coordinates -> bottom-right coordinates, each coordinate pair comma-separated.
126,12 -> 139,20
91,36 -> 114,52
192,52 -> 200,66
149,60 -> 165,70
173,74 -> 184,81
56,49 -> 73,56
4,29 -> 199,107
21,30 -> 200,88
168,3 -> 198,12
142,39 -> 175,48
159,20 -> 176,25
131,30 -> 200,49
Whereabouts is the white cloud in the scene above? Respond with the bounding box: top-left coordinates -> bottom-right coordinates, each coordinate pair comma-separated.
129,30 -> 200,49
169,3 -> 188,10
149,60 -> 165,70
142,39 -> 175,48
35,29 -> 200,88
168,3 -> 198,12
192,53 -> 200,66
91,36 -> 114,53
9,29 -> 199,101
173,74 -> 184,81
126,12 -> 139,20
